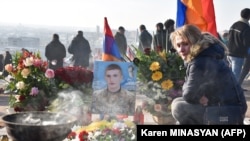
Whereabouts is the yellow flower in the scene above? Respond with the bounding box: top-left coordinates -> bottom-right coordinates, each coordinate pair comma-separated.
151,71 -> 162,81
149,61 -> 160,71
161,79 -> 174,90
133,46 -> 186,117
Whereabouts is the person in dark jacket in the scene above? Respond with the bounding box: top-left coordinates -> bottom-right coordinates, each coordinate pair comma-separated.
170,24 -> 247,124
138,24 -> 152,52
68,31 -> 91,68
239,48 -> 250,88
0,54 -> 4,74
153,22 -> 166,52
164,19 -> 175,52
114,26 -> 127,61
227,8 -> 250,82
45,34 -> 66,70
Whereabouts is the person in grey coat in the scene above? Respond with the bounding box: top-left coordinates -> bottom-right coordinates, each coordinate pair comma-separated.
138,24 -> 153,52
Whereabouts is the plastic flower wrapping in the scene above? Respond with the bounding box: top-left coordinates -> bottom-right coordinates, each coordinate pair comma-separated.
3,50 -> 57,112
133,47 -> 186,116
66,119 -> 136,141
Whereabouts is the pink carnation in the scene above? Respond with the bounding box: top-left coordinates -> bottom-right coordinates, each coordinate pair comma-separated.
154,104 -> 162,112
45,69 -> 55,78
30,87 -> 39,96
5,64 -> 13,72
33,59 -> 43,67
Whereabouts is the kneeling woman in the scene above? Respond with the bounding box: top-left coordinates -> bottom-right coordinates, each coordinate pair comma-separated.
169,24 -> 247,124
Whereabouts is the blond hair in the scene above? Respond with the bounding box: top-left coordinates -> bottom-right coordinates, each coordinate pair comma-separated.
170,24 -> 228,62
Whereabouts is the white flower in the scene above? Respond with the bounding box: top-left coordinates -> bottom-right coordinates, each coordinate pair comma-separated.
156,88 -> 161,94
23,56 -> 34,66
71,125 -> 82,131
160,93 -> 166,99
153,82 -> 160,88
148,99 -> 155,104
87,130 -> 101,141
94,130 -> 102,137
148,81 -> 153,85
130,134 -> 136,140
167,96 -> 172,101
113,122 -> 127,129
152,87 -> 156,92
16,81 -> 25,90
15,95 -> 20,102
154,95 -> 160,100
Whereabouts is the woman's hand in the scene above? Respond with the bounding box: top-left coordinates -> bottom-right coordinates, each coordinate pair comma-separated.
199,95 -> 208,106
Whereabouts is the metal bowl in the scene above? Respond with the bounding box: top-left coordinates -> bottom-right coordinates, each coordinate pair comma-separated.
1,111 -> 77,141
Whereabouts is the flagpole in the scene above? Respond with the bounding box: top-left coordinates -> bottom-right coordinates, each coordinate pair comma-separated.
136,29 -> 139,44
152,31 -> 155,51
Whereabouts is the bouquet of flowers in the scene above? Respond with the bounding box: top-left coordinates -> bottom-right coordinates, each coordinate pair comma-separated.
66,119 -> 136,141
3,50 -> 57,112
133,47 -> 186,117
54,66 -> 94,94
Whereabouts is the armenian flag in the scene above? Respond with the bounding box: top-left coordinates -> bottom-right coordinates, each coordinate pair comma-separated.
102,17 -> 122,61
176,0 -> 218,37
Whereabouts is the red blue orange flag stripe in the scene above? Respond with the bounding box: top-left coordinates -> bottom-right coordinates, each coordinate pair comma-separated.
102,17 -> 122,61
176,0 -> 218,37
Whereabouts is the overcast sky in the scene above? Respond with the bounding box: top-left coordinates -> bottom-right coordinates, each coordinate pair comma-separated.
0,0 -> 249,31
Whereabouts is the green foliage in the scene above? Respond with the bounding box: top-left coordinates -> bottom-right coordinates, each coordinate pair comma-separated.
132,47 -> 186,116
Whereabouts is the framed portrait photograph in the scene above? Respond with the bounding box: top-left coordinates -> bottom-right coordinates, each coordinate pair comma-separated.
91,61 -> 137,119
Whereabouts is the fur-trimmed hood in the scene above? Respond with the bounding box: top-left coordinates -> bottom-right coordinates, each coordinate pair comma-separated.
187,33 -> 228,62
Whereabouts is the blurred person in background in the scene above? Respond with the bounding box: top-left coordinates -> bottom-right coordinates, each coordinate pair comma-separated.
164,19 -> 176,52
237,9 -> 250,90
3,51 -> 12,77
45,34 -> 66,70
238,48 -> 250,89
114,26 -> 127,61
153,22 -> 166,52
0,54 -> 4,74
68,31 -> 91,68
227,8 -> 250,82
138,24 -> 153,52
221,30 -> 229,46
0,54 -> 4,93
